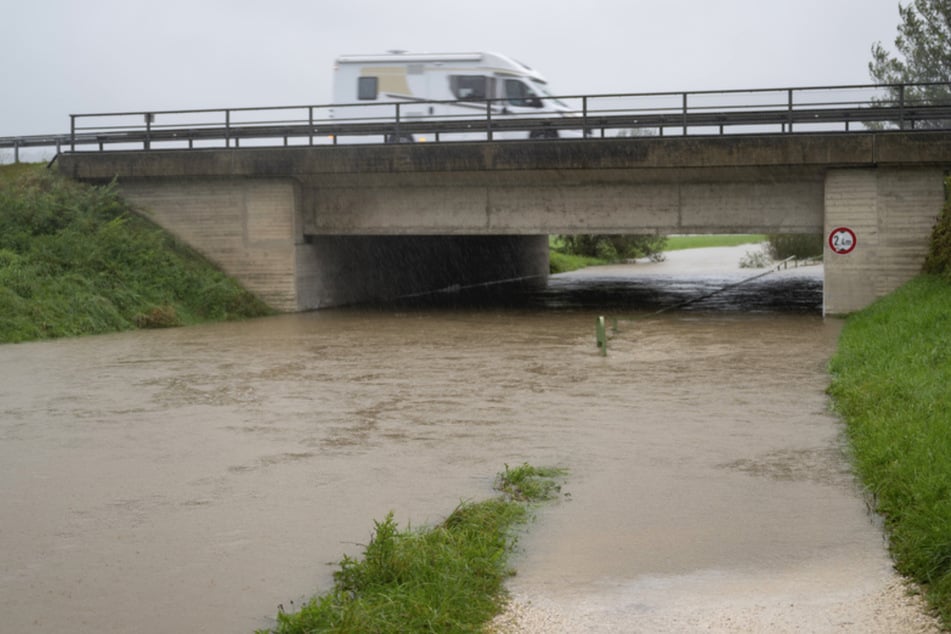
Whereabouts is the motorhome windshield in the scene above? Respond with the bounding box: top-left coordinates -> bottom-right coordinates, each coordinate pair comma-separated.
530,79 -> 569,108
504,79 -> 543,108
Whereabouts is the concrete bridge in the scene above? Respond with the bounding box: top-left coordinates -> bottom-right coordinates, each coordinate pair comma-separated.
57,130 -> 951,315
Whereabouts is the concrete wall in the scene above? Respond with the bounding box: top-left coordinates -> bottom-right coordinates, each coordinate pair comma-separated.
823,167 -> 945,315
120,178 -> 302,311
303,167 -> 825,235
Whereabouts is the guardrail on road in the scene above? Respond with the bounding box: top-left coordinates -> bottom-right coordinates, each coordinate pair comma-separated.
2,82 -> 950,161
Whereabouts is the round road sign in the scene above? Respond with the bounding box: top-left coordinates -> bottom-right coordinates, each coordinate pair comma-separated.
828,227 -> 857,255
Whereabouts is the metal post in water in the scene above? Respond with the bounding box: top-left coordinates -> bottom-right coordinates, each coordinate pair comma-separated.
596,316 -> 607,356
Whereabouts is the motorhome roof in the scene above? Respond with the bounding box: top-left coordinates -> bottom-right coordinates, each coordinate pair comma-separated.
336,53 -> 486,64
334,52 -> 547,83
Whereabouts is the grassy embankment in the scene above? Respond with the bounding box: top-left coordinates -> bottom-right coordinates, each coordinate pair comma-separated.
0,164 -> 272,343
549,234 -> 766,273
259,464 -> 566,634
828,193 -> 951,626
663,234 -> 766,251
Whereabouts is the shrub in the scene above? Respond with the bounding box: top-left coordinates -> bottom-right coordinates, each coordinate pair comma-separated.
766,233 -> 823,260
923,184 -> 951,281
739,248 -> 772,269
556,234 -> 667,261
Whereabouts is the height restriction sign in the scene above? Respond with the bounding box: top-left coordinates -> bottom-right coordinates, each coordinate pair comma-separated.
828,227 -> 857,255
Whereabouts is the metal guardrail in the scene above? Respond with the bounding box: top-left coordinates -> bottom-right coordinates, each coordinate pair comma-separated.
2,82 -> 950,161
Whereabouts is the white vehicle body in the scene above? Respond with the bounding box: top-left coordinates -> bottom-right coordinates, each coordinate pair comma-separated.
331,51 -> 578,142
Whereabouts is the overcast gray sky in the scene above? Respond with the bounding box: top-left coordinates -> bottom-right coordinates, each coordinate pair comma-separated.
3,0 -> 905,137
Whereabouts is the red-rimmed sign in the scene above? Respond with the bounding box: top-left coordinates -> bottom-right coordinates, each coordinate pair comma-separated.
828,227 -> 857,255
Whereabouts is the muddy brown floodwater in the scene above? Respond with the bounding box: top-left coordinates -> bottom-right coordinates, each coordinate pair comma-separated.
0,248 -> 939,633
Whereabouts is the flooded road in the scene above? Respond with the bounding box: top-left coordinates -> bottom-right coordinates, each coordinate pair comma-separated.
0,248 -> 935,632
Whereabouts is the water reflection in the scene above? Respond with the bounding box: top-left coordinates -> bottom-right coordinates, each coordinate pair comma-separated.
381,267 -> 823,314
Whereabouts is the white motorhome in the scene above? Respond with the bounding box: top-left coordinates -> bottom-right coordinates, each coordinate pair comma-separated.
331,51 -> 577,142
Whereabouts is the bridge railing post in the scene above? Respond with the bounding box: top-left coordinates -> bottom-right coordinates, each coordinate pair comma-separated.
582,96 -> 588,139
395,102 -> 401,142
225,109 -> 231,148
787,88 -> 794,133
308,106 -> 314,146
144,113 -> 152,151
486,99 -> 493,141
898,84 -> 906,130
70,115 -> 76,153
682,92 -> 688,136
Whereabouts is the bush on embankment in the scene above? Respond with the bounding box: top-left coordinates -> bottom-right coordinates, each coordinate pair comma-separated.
0,165 -> 272,343
765,233 -> 824,260
923,187 -> 951,282
828,192 -> 951,627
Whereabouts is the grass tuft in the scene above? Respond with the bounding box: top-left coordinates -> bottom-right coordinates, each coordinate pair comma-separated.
261,464 -> 566,634
495,463 -> 568,502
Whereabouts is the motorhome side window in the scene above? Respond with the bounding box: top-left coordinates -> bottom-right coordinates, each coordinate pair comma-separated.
449,75 -> 487,101
357,76 -> 378,100
505,79 -> 542,108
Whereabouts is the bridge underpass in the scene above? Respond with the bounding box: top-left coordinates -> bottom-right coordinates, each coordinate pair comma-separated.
57,131 -> 951,315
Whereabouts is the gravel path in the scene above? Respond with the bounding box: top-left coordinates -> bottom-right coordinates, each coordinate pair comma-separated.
490,578 -> 941,633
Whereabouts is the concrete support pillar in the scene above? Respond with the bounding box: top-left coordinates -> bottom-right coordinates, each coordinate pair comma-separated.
823,167 -> 944,315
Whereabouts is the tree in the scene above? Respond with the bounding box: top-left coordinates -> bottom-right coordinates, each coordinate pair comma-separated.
870,0 -> 951,126
556,234 -> 667,261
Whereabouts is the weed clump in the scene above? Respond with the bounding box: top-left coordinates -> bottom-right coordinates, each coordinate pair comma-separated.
133,305 -> 181,329
494,463 -> 567,502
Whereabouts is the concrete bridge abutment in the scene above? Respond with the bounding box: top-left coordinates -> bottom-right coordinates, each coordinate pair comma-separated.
823,167 -> 945,315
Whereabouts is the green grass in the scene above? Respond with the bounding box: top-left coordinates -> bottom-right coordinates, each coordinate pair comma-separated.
261,464 -> 566,634
0,164 -> 273,343
828,275 -> 951,625
548,250 -> 607,274
663,234 -> 766,251
0,161 -> 41,184
548,236 -> 607,273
